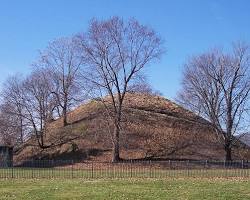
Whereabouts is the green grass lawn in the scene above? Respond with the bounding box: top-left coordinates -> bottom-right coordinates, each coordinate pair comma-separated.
0,178 -> 250,200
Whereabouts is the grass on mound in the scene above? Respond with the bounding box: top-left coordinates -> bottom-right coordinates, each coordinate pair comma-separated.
0,178 -> 250,200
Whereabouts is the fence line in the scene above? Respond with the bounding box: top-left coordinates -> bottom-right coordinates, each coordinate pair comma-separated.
0,160 -> 250,179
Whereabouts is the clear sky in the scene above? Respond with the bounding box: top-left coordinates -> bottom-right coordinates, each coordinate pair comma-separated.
0,0 -> 250,100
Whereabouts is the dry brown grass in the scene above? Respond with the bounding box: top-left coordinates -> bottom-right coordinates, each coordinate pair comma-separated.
15,93 -> 250,162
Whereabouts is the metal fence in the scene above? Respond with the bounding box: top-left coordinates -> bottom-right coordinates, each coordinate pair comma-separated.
1,160 -> 250,179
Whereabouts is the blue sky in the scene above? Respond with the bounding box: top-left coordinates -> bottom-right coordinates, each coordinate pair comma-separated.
0,0 -> 250,99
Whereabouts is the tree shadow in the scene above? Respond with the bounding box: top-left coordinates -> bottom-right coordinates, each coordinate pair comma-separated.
14,148 -> 109,167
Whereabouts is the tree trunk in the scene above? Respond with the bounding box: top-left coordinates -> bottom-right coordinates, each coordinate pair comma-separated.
225,144 -> 232,161
63,107 -> 68,126
63,115 -> 67,126
20,118 -> 24,144
112,123 -> 120,162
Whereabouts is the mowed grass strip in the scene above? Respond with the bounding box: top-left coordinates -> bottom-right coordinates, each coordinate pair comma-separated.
0,178 -> 250,200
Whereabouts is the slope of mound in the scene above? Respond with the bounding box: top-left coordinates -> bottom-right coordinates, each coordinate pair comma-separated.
15,93 -> 250,162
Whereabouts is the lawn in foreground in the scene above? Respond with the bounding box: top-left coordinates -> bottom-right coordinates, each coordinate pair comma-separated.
0,178 -> 250,200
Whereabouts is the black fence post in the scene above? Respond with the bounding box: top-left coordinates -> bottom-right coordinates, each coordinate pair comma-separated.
149,160 -> 152,178
31,160 -> 34,179
71,160 -> 74,179
130,160 -> 133,178
11,165 -> 14,179
91,162 -> 94,179
52,160 -> 54,178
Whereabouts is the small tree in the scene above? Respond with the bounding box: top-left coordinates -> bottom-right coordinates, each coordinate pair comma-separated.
37,37 -> 84,126
76,17 -> 164,162
21,68 -> 56,149
0,103 -> 21,146
1,75 -> 27,144
178,42 -> 250,161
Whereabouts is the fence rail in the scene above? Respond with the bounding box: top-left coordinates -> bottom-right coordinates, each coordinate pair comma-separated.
1,160 -> 250,179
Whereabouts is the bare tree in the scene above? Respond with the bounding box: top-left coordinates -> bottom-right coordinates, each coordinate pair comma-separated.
36,37 -> 84,126
178,42 -> 250,161
1,75 -> 27,144
21,68 -> 56,149
128,81 -> 163,96
0,103 -> 21,146
76,17 -> 164,162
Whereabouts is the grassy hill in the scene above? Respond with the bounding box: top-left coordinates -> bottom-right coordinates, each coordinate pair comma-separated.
15,93 -> 250,162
